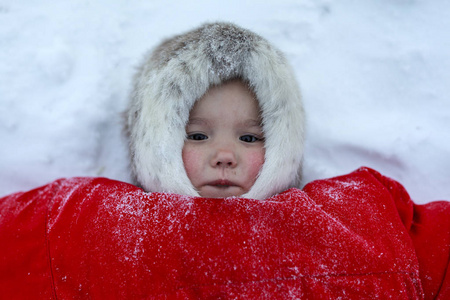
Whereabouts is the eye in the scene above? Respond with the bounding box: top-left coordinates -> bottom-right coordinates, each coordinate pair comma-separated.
187,133 -> 208,141
239,135 -> 262,143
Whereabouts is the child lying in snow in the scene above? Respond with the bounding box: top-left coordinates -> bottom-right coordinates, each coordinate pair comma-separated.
125,22 -> 304,200
0,22 -> 449,299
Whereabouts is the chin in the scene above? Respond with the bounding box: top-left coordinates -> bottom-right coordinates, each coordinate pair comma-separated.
199,186 -> 246,198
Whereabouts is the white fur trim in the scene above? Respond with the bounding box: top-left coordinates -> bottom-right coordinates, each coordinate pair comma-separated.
126,22 -> 304,200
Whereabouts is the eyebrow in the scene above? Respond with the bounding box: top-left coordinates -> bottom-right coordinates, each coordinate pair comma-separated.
187,117 -> 210,126
243,119 -> 262,127
187,118 -> 262,128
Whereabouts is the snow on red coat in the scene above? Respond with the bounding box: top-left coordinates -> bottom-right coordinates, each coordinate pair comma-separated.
0,167 -> 449,299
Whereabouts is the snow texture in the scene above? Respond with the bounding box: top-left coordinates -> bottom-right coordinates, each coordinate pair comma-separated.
1,0 -> 449,203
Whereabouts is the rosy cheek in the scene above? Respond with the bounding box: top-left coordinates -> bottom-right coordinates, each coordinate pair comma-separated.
247,150 -> 265,179
182,146 -> 201,184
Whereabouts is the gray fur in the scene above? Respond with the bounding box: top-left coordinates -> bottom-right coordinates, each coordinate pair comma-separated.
125,22 -> 305,200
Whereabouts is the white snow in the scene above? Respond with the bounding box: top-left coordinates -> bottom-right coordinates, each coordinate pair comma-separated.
0,0 -> 449,203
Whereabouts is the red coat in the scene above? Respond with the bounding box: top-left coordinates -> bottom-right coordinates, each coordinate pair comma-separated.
1,167 -> 449,299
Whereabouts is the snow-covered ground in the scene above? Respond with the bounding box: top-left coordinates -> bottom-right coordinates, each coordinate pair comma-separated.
1,0 -> 449,203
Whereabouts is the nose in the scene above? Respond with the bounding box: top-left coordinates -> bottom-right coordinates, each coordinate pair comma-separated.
210,147 -> 237,168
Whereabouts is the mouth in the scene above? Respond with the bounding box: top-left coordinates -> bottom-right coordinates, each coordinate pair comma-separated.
201,179 -> 243,198
207,179 -> 238,188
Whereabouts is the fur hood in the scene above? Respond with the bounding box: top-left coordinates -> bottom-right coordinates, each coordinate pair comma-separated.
126,22 -> 304,200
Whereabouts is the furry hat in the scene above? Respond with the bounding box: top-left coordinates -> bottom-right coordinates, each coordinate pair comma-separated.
126,22 -> 304,200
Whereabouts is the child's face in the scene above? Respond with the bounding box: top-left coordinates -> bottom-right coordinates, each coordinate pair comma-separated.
182,80 -> 265,198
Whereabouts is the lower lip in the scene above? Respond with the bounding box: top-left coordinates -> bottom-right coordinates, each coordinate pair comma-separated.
211,180 -> 236,186
201,185 -> 242,198
211,185 -> 232,188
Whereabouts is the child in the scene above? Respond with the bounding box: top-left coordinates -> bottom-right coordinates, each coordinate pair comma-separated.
1,22 -> 449,299
181,79 -> 266,198
125,22 -> 304,200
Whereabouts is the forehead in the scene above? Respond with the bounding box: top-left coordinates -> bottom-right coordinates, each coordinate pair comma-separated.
189,80 -> 261,122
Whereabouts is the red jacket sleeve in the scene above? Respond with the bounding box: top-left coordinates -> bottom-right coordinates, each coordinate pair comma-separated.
0,180 -> 61,299
363,167 -> 450,300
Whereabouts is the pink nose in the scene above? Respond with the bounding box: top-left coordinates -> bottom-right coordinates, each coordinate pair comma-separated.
211,150 -> 237,168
